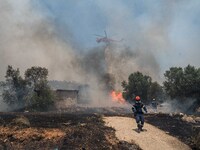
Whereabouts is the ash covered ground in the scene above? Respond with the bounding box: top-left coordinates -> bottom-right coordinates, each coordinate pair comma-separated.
0,107 -> 199,150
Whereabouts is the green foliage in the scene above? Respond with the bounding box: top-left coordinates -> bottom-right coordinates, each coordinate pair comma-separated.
163,65 -> 200,99
183,65 -> 200,97
1,65 -> 54,111
25,66 -> 48,86
2,65 -> 27,108
24,67 -> 54,111
28,80 -> 55,111
122,71 -> 152,103
149,81 -> 164,101
163,67 -> 184,98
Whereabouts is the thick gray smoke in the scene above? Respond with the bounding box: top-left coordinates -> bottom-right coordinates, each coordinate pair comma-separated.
93,0 -> 200,81
0,0 -> 86,109
0,1 -> 199,109
157,98 -> 196,114
0,0 -> 81,82
0,0 -> 121,107
80,44 -> 160,89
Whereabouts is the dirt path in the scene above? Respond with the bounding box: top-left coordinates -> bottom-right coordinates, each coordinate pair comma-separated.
103,116 -> 191,150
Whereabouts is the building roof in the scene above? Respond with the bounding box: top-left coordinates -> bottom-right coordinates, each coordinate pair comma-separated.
48,80 -> 81,91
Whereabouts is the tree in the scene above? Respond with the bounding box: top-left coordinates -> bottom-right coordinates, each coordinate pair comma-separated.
25,66 -> 48,86
122,71 -> 152,103
28,80 -> 55,111
24,66 -> 55,111
163,65 -> 200,112
163,67 -> 184,98
1,66 -> 55,111
148,81 -> 164,102
182,65 -> 200,98
2,65 -> 27,108
163,65 -> 200,99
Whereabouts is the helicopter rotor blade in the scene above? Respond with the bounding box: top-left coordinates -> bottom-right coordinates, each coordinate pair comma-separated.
94,34 -> 104,37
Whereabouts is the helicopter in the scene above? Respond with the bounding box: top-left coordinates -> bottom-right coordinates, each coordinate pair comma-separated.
94,30 -> 123,44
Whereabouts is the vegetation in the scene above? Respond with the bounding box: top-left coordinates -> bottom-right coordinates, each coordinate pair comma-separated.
25,67 -> 55,111
121,65 -> 200,108
163,65 -> 200,100
2,66 -> 27,108
28,80 -> 55,111
1,65 -> 55,111
1,64 -> 200,111
121,71 -> 164,103
163,65 -> 200,111
149,81 -> 165,102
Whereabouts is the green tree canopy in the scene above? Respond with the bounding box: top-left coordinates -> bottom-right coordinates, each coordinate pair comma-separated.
24,66 -> 54,111
149,81 -> 164,101
28,80 -> 55,111
1,65 -> 54,111
2,65 -> 27,108
163,67 -> 184,98
122,71 -> 152,103
163,65 -> 200,99
183,65 -> 200,97
25,66 -> 48,86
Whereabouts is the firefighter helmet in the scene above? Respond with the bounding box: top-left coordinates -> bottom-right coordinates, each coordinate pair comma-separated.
135,96 -> 140,101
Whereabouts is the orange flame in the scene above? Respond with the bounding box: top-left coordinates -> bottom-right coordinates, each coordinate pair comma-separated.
110,91 -> 125,104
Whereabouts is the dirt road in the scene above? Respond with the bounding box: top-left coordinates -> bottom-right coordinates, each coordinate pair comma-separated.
103,116 -> 191,150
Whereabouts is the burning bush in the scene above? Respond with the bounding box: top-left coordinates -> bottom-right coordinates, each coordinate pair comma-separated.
111,91 -> 125,104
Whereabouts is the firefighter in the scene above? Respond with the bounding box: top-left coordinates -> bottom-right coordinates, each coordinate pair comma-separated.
151,98 -> 158,113
132,96 -> 147,131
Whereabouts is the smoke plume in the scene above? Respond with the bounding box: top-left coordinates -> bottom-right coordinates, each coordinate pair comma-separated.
158,98 -> 196,114
0,0 -> 200,108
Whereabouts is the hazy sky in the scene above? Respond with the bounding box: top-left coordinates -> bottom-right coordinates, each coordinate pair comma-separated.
31,0 -> 200,73
0,0 -> 200,83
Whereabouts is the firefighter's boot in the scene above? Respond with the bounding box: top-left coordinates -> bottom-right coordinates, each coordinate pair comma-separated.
137,123 -> 142,132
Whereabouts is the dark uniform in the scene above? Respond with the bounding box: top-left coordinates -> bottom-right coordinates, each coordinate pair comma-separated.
151,98 -> 158,112
132,100 -> 147,130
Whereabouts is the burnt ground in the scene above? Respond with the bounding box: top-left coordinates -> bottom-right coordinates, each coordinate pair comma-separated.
0,112 -> 141,150
144,113 -> 198,149
0,111 -> 198,150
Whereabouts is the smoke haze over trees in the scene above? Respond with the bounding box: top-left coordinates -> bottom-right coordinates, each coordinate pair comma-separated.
0,1 -> 200,81
2,66 -> 27,108
0,1 -> 200,109
1,66 -> 54,111
121,65 -> 200,112
163,65 -> 200,111
1,64 -> 200,113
